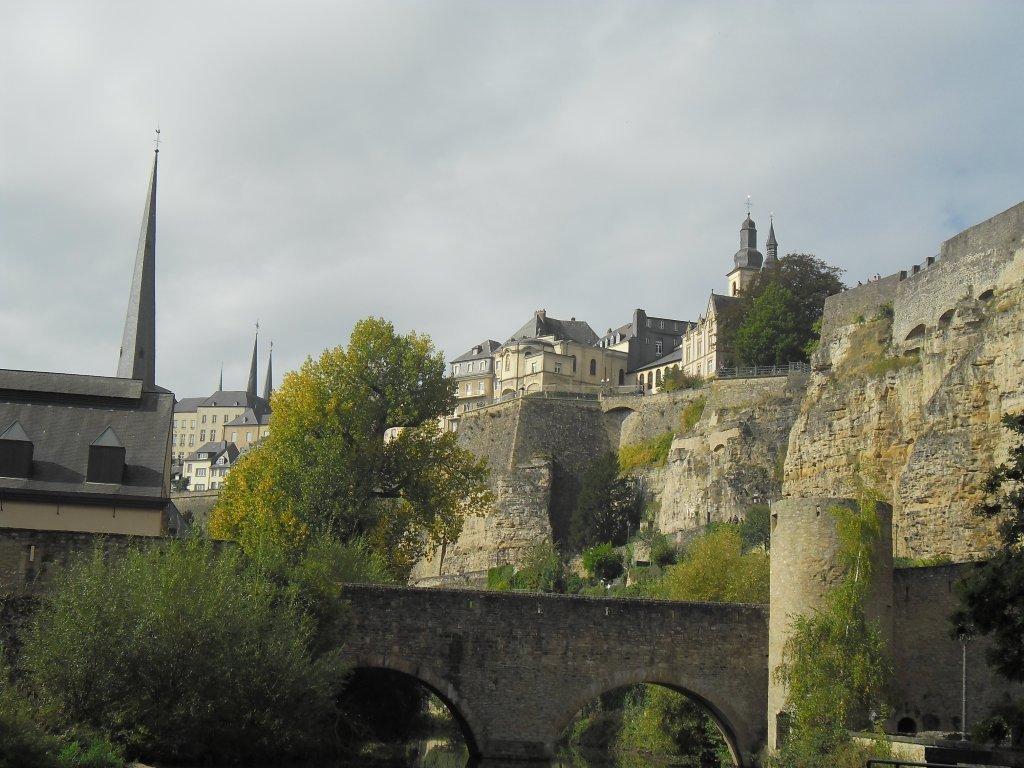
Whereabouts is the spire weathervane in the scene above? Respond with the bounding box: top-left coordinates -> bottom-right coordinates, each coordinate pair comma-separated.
746,195 -> 752,216
154,127 -> 161,153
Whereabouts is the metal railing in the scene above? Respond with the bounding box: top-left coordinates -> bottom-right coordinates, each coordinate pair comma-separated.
716,361 -> 811,379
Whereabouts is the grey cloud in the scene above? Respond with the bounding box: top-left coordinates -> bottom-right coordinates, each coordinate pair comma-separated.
1,1 -> 1023,396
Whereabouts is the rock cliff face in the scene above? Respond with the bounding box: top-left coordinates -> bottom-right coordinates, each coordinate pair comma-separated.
652,377 -> 804,540
784,202 -> 1024,560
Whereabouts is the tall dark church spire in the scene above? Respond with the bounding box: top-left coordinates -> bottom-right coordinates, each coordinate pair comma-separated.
117,145 -> 159,388
246,324 -> 259,399
218,363 -> 224,392
262,341 -> 274,401
765,215 -> 778,263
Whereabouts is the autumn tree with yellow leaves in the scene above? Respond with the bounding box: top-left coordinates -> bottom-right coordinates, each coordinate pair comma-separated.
209,317 -> 492,579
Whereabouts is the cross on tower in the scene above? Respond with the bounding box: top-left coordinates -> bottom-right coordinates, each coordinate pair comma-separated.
746,195 -> 752,215
154,127 -> 161,153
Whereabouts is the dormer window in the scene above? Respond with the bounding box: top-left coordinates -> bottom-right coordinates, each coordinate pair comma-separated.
87,426 -> 125,484
0,420 -> 33,478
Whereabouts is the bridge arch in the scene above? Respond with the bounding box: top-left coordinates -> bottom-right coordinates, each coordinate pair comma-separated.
549,667 -> 752,766
345,654 -> 484,758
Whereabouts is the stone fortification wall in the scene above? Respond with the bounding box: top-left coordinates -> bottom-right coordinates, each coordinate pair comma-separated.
784,201 -> 1024,560
0,527 -> 161,593
614,390 -> 705,447
411,397 -> 616,585
767,497 -> 894,749
890,564 -> 1024,736
820,273 -> 901,343
171,490 -> 219,529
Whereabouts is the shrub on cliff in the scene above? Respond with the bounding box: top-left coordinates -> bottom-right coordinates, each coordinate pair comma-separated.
570,453 -> 644,551
651,526 -> 768,604
21,540 -> 349,764
582,543 -> 624,582
661,368 -> 703,392
619,431 -> 674,472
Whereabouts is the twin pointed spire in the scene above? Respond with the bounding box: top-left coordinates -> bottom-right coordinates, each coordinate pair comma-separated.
263,342 -> 274,401
116,147 -> 159,388
246,325 -> 259,399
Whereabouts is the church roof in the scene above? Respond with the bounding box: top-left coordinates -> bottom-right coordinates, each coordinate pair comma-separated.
0,369 -> 173,504
634,345 -> 683,372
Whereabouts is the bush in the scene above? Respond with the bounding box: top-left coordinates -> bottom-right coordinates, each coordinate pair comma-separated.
619,432 -> 674,472
652,526 -> 768,604
570,453 -> 644,551
679,396 -> 706,433
650,534 -> 678,567
21,539 -> 349,764
661,368 -> 703,392
740,504 -> 771,551
0,655 -> 62,768
615,685 -> 730,766
582,543 -> 624,582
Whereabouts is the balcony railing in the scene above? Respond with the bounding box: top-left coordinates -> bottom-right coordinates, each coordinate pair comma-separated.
715,362 -> 811,379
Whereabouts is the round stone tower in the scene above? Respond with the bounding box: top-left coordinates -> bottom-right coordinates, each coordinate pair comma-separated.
767,496 -> 894,750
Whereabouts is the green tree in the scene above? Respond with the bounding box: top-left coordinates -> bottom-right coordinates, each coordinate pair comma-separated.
209,317 -> 492,578
772,497 -> 892,768
21,540 -> 348,765
732,283 -> 803,366
615,685 -> 731,767
652,525 -> 768,603
722,253 -> 845,366
570,453 -> 643,551
582,543 -> 625,582
953,413 -> 1024,682
740,504 -> 771,551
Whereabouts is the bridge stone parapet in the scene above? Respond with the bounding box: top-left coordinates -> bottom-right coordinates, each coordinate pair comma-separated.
340,584 -> 769,765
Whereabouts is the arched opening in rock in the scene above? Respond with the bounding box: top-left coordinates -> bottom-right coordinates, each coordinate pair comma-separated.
337,666 -> 476,764
896,716 -> 918,735
978,288 -> 995,301
555,682 -> 740,767
905,323 -> 927,342
938,308 -> 955,326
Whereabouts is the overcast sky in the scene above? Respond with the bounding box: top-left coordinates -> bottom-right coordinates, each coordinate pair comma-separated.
2,1 -> 1023,397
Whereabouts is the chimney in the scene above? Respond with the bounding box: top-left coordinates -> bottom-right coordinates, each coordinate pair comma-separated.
0,421 -> 33,478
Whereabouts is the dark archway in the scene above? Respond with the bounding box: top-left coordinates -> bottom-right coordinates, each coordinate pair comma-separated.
618,369 -> 625,386
345,658 -> 483,759
905,323 -> 926,342
550,672 -> 749,767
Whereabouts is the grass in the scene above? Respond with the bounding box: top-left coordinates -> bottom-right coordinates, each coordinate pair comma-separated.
836,312 -> 920,380
894,554 -> 953,568
619,432 -> 674,472
679,395 -> 707,433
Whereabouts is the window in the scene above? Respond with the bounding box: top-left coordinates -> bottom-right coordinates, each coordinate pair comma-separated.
531,362 -> 537,373
200,430 -> 206,442
196,468 -> 207,477
504,357 -> 510,372
201,414 -> 207,424
468,361 -> 474,373
554,363 -> 562,374
186,463 -> 192,473
190,420 -> 196,429
465,382 -> 472,396
659,320 -> 664,329
478,381 -> 485,394
194,484 -> 206,491
262,430 -> 269,438
571,355 -> 577,373
645,337 -> 650,345
481,359 -> 489,371
656,340 -> 663,354
589,359 -> 597,376
646,319 -> 652,327
231,431 -> 238,442
178,434 -> 184,446
189,435 -> 195,446
211,482 -> 219,490
618,369 -> 625,386
247,433 -> 253,443
454,363 -> 460,375
212,415 -> 217,424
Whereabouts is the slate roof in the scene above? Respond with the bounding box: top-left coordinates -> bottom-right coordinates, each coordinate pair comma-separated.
451,340 -> 501,363
709,293 -> 743,315
223,408 -> 267,427
184,441 -> 238,464
174,397 -> 207,413
634,346 -> 683,372
509,312 -> 599,346
0,369 -> 174,503
173,390 -> 269,416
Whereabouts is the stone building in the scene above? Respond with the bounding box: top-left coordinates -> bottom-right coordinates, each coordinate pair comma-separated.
596,308 -> 694,374
0,148 -> 180,561
170,336 -> 273,462
181,441 -> 239,492
447,340 -> 501,428
494,310 -> 628,397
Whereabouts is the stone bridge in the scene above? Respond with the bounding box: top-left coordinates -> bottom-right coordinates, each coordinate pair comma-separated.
341,584 -> 768,765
